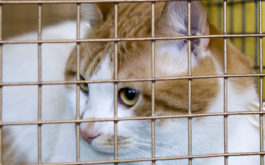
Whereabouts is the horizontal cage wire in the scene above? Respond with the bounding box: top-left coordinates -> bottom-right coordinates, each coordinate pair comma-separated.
0,0 -> 264,165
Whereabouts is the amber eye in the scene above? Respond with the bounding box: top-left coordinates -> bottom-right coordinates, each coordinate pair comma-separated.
80,75 -> 88,92
119,88 -> 139,107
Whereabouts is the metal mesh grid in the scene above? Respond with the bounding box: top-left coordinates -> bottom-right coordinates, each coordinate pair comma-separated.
0,0 -> 264,165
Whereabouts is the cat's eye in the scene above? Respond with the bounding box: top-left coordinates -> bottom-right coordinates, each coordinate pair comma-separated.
119,88 -> 139,107
80,75 -> 89,92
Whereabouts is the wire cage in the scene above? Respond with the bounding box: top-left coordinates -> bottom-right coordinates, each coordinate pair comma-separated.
0,0 -> 265,165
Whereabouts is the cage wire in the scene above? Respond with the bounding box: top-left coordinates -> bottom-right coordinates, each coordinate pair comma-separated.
0,0 -> 265,165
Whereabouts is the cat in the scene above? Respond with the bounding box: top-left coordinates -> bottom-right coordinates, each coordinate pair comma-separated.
3,1 -> 262,165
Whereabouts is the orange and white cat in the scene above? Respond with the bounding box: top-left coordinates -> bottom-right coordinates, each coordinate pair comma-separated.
3,1 -> 262,165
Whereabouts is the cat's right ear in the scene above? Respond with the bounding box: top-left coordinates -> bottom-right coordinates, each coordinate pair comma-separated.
81,3 -> 113,27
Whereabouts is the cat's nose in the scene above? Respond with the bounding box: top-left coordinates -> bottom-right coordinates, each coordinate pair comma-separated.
80,129 -> 100,144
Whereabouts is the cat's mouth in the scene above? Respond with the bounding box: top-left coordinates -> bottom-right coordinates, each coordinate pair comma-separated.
89,134 -> 133,155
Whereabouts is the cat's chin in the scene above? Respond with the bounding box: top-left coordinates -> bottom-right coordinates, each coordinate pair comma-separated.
90,144 -> 116,155
90,143 -> 133,156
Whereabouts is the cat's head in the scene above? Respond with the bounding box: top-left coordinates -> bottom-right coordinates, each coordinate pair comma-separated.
64,1 -> 221,158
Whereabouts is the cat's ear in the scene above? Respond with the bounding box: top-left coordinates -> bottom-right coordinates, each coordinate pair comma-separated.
156,1 -> 209,54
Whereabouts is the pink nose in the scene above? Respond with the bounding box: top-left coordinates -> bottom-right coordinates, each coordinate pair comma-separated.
80,129 -> 100,144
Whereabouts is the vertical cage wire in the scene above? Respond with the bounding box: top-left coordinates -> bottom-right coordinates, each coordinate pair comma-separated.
75,3 -> 81,163
0,4 -> 2,165
187,1 -> 192,165
114,2 -> 119,164
37,3 -> 43,164
151,2 -> 156,165
223,0 -> 228,165
259,1 -> 264,165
